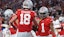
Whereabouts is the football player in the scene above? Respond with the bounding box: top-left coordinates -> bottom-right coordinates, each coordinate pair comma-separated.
9,0 -> 38,37
36,6 -> 54,37
2,9 -> 17,37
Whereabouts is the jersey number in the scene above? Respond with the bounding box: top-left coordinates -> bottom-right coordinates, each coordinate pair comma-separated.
41,23 -> 45,32
20,14 -> 31,25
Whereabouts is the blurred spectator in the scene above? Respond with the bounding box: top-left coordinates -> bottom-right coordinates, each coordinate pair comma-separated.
60,1 -> 64,14
0,0 -> 64,15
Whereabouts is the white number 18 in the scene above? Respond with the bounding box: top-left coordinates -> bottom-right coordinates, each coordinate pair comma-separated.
20,14 -> 31,25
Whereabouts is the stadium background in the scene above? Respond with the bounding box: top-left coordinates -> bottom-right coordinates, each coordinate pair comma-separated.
0,0 -> 64,37
0,0 -> 64,13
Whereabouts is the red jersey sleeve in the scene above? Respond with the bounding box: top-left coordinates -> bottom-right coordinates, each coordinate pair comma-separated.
31,11 -> 37,19
16,9 -> 21,16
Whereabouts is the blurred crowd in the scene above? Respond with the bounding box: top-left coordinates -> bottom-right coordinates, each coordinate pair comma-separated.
0,0 -> 64,17
0,0 -> 64,37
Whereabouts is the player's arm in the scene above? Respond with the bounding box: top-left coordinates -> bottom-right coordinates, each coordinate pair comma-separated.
50,22 -> 54,32
9,9 -> 19,24
32,17 -> 38,32
9,9 -> 21,23
9,14 -> 17,24
15,19 -> 19,25
33,17 -> 38,25
32,12 -> 38,31
33,11 -> 38,26
9,14 -> 17,30
31,11 -> 38,26
9,9 -> 21,30
50,22 -> 56,36
31,18 -> 38,37
12,19 -> 19,30
31,12 -> 38,37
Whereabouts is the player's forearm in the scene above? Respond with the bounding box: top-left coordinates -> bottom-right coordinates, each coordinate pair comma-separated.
9,15 -> 17,23
50,23 -> 55,34
33,18 -> 38,26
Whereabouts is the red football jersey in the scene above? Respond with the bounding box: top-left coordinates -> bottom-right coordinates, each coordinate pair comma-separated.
36,17 -> 52,36
16,9 -> 36,32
